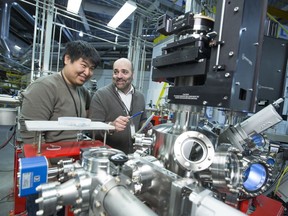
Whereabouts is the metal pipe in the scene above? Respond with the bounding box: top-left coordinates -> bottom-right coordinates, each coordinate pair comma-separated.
50,7 -> 58,71
1,1 -> 35,59
56,25 -> 63,72
47,166 -> 60,179
215,0 -> 226,66
42,0 -> 54,73
37,131 -> 42,154
31,0 -> 39,81
139,43 -> 146,91
103,186 -> 157,216
0,2 -> 12,58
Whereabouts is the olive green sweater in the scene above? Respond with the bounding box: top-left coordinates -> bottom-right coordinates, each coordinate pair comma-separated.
19,73 -> 91,144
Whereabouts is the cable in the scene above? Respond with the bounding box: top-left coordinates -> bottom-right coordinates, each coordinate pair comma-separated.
274,165 -> 288,195
0,192 -> 13,202
0,169 -> 13,172
263,159 -> 287,196
0,125 -> 16,150
267,12 -> 288,36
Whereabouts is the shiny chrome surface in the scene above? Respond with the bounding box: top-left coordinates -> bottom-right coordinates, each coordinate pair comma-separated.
82,147 -> 124,173
0,108 -> 17,125
174,131 -> 215,172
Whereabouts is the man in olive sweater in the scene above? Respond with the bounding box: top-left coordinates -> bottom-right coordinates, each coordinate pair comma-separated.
19,40 -> 100,216
20,40 -> 100,144
89,58 -> 149,154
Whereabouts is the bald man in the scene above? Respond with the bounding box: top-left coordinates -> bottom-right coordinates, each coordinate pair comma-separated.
89,58 -> 149,154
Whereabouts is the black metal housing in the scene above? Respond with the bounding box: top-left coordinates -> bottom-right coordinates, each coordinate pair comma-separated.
152,0 -> 287,113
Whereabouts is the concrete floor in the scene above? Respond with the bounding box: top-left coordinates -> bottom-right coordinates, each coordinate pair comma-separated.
0,126 -> 16,216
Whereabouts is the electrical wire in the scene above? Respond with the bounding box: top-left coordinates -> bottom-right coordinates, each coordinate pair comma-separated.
0,192 -> 14,203
263,157 -> 287,196
0,125 -> 16,150
267,12 -> 288,35
274,165 -> 288,195
0,169 -> 13,172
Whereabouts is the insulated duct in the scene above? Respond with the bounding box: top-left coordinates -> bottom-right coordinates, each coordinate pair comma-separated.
0,1 -> 35,55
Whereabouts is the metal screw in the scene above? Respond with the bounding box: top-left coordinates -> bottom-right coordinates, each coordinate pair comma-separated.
56,205 -> 63,211
241,27 -> 247,32
115,176 -> 121,184
225,73 -> 230,78
229,51 -> 234,56
198,134 -> 204,139
73,208 -> 81,214
76,198 -> 83,204
101,186 -> 107,192
95,201 -> 101,208
36,210 -> 44,216
126,179 -> 132,186
234,7 -> 239,12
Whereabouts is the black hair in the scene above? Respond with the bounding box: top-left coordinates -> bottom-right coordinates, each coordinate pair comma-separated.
62,40 -> 101,67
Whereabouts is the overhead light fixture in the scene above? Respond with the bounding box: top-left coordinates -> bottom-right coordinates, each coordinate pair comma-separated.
107,1 -> 137,29
67,0 -> 82,14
